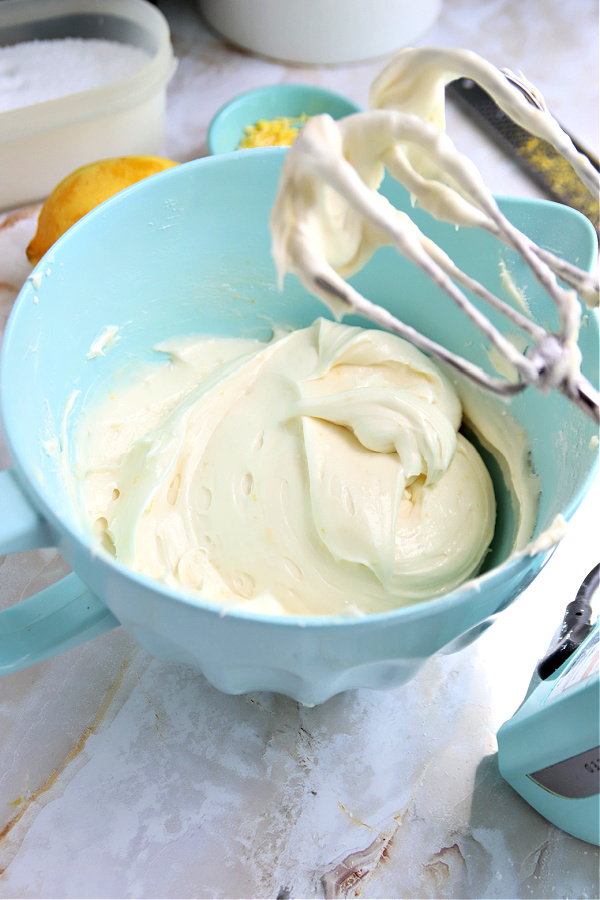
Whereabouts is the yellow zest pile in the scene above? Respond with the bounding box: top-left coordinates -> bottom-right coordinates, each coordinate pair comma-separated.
238,114 -> 309,149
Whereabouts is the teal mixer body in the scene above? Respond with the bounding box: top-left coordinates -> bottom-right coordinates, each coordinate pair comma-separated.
498,565 -> 600,846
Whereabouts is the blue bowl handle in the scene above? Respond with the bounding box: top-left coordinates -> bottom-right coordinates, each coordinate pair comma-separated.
0,469 -> 119,674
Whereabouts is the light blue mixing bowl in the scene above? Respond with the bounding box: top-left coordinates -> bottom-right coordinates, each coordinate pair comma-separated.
0,149 -> 598,705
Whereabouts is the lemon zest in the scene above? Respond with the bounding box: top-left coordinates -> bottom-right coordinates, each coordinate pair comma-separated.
238,114 -> 309,149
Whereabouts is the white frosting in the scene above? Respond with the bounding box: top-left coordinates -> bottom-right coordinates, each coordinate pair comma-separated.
524,514 -> 567,557
498,259 -> 532,319
369,48 -> 599,201
271,47 -> 599,407
71,320 -> 499,617
86,325 -> 120,360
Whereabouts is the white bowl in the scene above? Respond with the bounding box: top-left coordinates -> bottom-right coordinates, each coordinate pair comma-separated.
198,0 -> 442,66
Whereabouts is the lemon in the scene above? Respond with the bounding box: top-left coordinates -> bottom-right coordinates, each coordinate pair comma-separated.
26,155 -> 178,265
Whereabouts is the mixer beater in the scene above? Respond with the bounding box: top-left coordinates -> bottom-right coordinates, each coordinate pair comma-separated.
271,48 -> 600,423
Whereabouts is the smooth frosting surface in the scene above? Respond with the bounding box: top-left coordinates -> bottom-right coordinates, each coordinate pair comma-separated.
72,320 -> 497,617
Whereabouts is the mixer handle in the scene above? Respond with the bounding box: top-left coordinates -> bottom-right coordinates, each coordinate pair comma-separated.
0,468 -> 119,675
0,466 -> 52,553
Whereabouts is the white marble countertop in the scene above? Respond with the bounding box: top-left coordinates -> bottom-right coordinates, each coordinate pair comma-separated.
0,0 -> 598,897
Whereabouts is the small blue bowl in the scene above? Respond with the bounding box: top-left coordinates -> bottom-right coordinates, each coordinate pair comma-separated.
207,83 -> 361,154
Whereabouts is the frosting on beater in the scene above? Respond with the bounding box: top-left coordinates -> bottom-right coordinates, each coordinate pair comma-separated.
271,45 -> 599,416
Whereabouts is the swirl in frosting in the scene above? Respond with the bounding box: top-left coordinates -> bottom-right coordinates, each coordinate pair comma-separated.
73,319 -> 496,616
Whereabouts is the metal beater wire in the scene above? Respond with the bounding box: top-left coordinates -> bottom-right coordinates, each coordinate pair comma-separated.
273,72 -> 600,423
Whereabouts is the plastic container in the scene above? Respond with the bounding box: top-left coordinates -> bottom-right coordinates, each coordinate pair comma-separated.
0,0 -> 177,211
197,0 -> 442,66
207,84 -> 361,155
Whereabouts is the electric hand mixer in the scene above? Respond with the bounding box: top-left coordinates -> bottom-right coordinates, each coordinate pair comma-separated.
271,48 -> 600,843
270,47 -> 599,424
